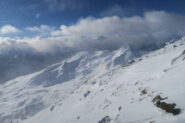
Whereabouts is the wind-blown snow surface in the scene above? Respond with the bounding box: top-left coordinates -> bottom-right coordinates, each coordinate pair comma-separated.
1,39 -> 185,123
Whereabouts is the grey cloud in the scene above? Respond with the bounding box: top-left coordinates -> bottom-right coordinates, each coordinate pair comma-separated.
0,38 -> 73,83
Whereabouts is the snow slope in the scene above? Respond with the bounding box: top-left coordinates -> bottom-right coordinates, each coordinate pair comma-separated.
1,38 -> 185,123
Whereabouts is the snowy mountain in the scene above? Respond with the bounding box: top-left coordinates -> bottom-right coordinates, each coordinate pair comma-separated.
1,38 -> 185,123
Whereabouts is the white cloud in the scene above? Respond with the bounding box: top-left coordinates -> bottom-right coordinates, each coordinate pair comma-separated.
26,25 -> 55,37
49,11 -> 185,50
0,25 -> 21,35
4,11 -> 185,53
26,25 -> 53,32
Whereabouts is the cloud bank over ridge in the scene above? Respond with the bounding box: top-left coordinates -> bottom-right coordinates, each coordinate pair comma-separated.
10,11 -> 184,52
0,10 -> 185,83
1,11 -> 185,53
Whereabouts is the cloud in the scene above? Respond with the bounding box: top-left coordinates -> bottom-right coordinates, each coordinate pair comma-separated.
0,25 -> 21,35
26,25 -> 55,37
0,37 -> 70,83
49,11 -> 185,50
13,10 -> 185,52
26,25 -> 53,32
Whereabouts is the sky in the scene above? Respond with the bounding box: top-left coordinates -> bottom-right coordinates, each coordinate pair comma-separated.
1,0 -> 185,29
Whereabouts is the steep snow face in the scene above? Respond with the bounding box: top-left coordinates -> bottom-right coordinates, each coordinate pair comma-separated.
0,47 -> 137,123
30,47 -> 136,87
1,38 -> 185,123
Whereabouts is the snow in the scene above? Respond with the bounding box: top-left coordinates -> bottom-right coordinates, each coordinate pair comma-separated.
1,39 -> 185,123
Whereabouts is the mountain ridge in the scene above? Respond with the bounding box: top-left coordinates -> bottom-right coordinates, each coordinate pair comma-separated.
1,38 -> 185,123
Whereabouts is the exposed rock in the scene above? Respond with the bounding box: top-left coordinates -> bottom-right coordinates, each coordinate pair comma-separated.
118,106 -> 122,111
152,95 -> 167,103
128,59 -> 135,64
173,45 -> 177,48
84,91 -> 91,98
182,50 -> 185,55
152,95 -> 180,115
155,101 -> 181,115
50,105 -> 55,111
98,116 -> 111,123
141,89 -> 147,95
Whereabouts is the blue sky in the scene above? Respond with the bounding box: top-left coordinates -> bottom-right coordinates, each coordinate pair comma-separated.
1,0 -> 185,29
